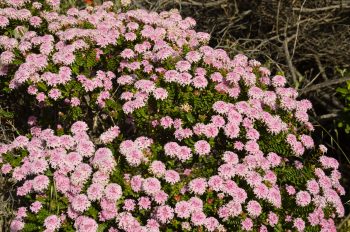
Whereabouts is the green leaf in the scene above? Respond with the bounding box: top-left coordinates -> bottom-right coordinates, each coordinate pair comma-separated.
0,108 -> 14,119
86,206 -> 99,219
37,82 -> 48,91
186,113 -> 195,123
86,50 -> 97,68
97,223 -> 109,232
336,87 -> 348,95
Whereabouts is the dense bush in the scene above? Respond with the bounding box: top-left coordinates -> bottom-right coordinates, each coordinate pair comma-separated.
0,0 -> 345,231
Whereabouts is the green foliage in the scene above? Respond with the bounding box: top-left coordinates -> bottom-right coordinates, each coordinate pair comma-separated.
336,77 -> 350,133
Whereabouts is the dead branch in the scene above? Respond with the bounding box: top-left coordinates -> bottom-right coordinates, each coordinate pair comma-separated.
292,4 -> 350,12
301,77 -> 350,94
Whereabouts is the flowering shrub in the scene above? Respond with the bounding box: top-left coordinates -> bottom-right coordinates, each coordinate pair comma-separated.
0,0 -> 346,231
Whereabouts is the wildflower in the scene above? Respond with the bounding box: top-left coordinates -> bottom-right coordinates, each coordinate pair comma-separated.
246,200 -> 262,218
71,194 -> 91,213
194,140 -> 211,155
44,215 -> 61,230
189,178 -> 207,195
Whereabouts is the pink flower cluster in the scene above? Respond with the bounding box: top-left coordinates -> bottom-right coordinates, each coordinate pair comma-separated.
99,126 -> 120,144
119,137 -> 153,166
0,121 -> 120,231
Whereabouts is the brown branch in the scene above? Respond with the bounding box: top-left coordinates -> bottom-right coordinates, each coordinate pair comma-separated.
319,112 -> 340,120
301,77 -> 350,94
176,0 -> 227,7
283,37 -> 298,88
292,4 -> 350,12
157,0 -> 228,8
314,55 -> 328,81
291,0 -> 307,60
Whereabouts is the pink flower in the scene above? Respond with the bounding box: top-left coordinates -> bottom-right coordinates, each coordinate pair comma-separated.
175,201 -> 191,219
30,201 -> 42,214
0,51 -> 14,64
143,177 -> 161,195
155,205 -> 174,224
272,75 -> 286,87
267,212 -> 278,226
153,88 -> 168,100
241,218 -> 253,231
223,151 -> 239,164
296,191 -> 311,207
259,225 -> 268,232
182,222 -> 191,230
246,200 -> 262,218
71,121 -> 88,134
0,16 -> 9,28
123,199 -> 136,211
189,197 -> 204,212
27,86 -> 38,95
224,122 -> 240,139
125,149 -> 143,166
306,179 -> 320,195
150,160 -> 166,177
192,75 -> 208,88
189,178 -> 207,195
138,197 -> 151,210
267,152 -> 281,167
164,142 -> 180,158
210,72 -> 223,82
121,48 -> 135,59
293,218 -> 305,232
99,126 -> 120,144
16,207 -> 27,219
1,163 -> 12,174
29,16 -> 42,27
160,116 -> 173,129
176,60 -> 191,72
10,220 -> 24,232
125,32 -> 137,41
48,88 -> 61,100
207,175 -> 223,192
87,183 -> 104,201
218,164 -> 235,179
130,175 -> 143,192
36,92 -> 46,102
319,144 -> 328,153
184,169 -> 192,176
204,217 -> 219,231
74,216 -> 98,232
234,141 -> 245,151
104,183 -> 122,201
153,190 -> 168,205
191,211 -> 206,226
300,134 -> 314,149
178,146 -> 193,161
253,183 -> 268,199
186,51 -> 202,63
164,170 -> 180,184
71,194 -> 91,213
32,175 -> 49,192
319,156 -> 339,170
54,174 -> 70,194
146,219 -> 160,231
213,101 -> 229,114
194,140 -> 211,156
286,185 -> 296,195
44,215 -> 61,230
